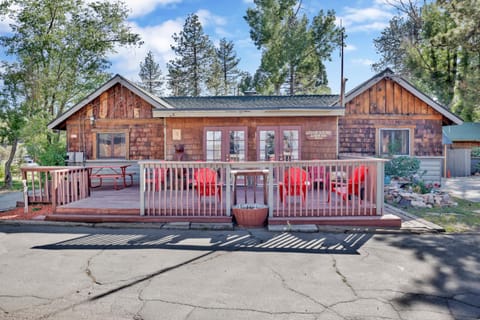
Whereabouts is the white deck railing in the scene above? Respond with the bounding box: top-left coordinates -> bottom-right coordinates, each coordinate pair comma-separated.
138,159 -> 386,219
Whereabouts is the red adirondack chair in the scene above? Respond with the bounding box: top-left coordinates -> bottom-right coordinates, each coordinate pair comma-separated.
194,167 -> 222,201
145,167 -> 166,191
278,167 -> 310,205
330,166 -> 368,201
308,165 -> 330,190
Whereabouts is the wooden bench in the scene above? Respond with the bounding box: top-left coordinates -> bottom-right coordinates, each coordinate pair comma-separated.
90,172 -> 135,190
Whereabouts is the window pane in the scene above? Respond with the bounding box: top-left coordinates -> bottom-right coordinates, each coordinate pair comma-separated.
97,133 -> 126,159
380,129 -> 409,156
97,133 -> 111,158
112,134 -> 126,158
283,130 -> 299,160
229,130 -> 245,161
206,130 -> 222,161
259,130 -> 275,161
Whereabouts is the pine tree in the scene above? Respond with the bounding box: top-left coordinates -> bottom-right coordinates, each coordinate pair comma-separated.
245,1 -> 341,95
139,50 -> 163,95
213,38 -> 241,95
167,14 -> 214,96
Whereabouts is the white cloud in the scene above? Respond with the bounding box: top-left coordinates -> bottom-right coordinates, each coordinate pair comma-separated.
195,9 -> 227,27
116,0 -> 182,18
109,19 -> 183,81
351,58 -> 375,66
339,6 -> 394,33
345,44 -> 357,52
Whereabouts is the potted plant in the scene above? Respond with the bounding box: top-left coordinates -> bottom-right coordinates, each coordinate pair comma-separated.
232,203 -> 268,227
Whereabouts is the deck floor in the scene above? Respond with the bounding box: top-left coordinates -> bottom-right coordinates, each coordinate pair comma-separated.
60,183 -> 376,214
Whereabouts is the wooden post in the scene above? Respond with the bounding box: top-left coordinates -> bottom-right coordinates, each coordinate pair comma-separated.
23,179 -> 28,214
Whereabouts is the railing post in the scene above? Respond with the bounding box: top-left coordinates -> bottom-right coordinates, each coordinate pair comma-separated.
376,160 -> 385,216
139,162 -> 145,216
225,163 -> 231,217
268,162 -> 274,218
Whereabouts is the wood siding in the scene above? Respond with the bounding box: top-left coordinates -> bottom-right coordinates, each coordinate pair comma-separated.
165,116 -> 338,161
340,78 -> 445,157
66,83 -> 164,160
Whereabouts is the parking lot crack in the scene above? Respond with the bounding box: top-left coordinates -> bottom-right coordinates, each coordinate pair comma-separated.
140,297 -> 330,317
85,251 -> 103,285
331,255 -> 358,297
269,267 -> 347,319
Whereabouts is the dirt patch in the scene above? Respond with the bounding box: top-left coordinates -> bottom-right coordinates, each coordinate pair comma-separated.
0,205 -> 53,220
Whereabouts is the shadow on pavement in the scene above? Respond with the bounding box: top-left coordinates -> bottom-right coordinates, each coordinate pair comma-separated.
375,234 -> 480,317
2,224 -> 371,255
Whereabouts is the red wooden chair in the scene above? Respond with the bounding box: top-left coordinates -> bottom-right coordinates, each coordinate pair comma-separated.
278,167 -> 310,205
145,167 -> 166,191
194,167 -> 222,201
308,165 -> 330,190
330,166 -> 368,201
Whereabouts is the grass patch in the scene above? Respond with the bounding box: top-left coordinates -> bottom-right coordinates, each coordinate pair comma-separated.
397,197 -> 480,233
0,179 -> 24,191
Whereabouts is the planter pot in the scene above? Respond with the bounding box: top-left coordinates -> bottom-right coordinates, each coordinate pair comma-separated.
232,204 -> 268,227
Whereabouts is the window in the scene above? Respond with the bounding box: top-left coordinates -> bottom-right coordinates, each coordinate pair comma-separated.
379,129 -> 410,156
97,133 -> 126,159
205,127 -> 247,161
258,127 -> 300,161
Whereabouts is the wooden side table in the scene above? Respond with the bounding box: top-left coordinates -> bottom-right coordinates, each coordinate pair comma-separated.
231,169 -> 269,205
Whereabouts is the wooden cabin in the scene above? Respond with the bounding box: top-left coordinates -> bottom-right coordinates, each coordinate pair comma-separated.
48,75 -> 343,163
339,69 -> 462,182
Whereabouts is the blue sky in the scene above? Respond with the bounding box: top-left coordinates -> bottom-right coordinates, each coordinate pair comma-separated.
1,0 -> 397,94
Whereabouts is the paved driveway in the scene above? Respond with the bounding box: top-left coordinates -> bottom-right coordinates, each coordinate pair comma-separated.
441,176 -> 480,202
0,224 -> 479,320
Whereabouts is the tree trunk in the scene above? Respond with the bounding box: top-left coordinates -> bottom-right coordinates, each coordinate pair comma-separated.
3,137 -> 18,190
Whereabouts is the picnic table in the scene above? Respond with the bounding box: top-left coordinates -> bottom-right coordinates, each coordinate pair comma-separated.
87,165 -> 134,190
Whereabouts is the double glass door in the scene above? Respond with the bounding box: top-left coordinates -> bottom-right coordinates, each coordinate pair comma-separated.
258,127 -> 300,161
205,128 -> 246,161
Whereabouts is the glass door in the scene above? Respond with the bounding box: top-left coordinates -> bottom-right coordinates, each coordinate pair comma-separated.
205,128 -> 247,161
258,127 -> 300,161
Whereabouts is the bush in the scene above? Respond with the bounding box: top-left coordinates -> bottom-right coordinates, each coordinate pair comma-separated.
472,147 -> 480,157
37,142 -> 66,166
384,156 -> 421,179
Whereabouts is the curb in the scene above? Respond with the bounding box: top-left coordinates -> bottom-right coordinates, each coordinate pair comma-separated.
0,218 -> 445,234
384,203 -> 445,232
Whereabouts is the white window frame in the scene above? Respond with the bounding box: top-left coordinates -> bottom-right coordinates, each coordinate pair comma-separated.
378,128 -> 411,157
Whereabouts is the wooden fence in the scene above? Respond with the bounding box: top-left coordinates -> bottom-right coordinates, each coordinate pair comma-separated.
138,159 -> 386,220
21,166 -> 90,212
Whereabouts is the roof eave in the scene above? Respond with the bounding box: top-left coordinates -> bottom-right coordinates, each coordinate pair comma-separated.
48,75 -> 173,130
343,69 -> 463,125
153,108 -> 344,118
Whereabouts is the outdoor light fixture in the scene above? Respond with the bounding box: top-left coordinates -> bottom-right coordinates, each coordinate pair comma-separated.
89,115 -> 95,126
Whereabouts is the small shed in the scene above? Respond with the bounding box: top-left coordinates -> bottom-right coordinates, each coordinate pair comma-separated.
443,123 -> 480,176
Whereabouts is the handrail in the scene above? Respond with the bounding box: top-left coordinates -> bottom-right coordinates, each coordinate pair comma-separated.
21,166 -> 90,212
138,159 -> 386,218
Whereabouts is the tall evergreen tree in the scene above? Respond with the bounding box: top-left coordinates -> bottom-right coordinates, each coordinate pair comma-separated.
0,0 -> 140,179
245,0 -> 341,95
374,0 -> 480,121
213,38 -> 241,95
139,50 -> 163,95
167,13 -> 214,96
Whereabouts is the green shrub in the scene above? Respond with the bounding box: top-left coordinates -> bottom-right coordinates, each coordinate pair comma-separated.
472,147 -> 480,157
384,156 -> 421,179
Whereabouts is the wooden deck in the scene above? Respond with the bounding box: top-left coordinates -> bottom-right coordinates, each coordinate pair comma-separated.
47,183 -> 401,227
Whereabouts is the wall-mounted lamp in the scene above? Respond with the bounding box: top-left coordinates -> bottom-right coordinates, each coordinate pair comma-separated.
89,115 -> 95,126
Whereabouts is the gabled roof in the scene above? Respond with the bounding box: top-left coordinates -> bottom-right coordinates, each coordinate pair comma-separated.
161,95 -> 339,110
443,123 -> 480,142
344,68 -> 463,125
152,95 -> 343,117
48,74 -> 173,130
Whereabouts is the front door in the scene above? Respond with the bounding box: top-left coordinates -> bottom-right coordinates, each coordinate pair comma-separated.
258,127 -> 300,161
205,127 -> 247,161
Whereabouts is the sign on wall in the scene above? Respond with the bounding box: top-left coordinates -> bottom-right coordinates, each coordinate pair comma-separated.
305,130 -> 333,140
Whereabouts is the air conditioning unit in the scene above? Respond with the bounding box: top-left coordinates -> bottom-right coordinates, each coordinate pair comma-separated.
66,152 -> 84,165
